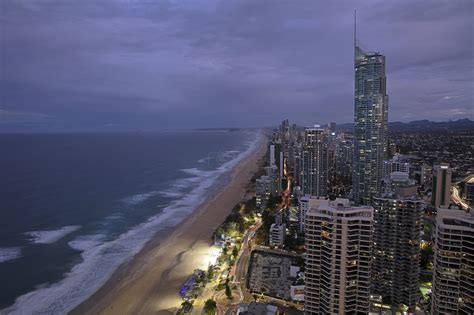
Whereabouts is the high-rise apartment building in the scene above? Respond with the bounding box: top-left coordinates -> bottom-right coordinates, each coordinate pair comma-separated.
372,172 -> 422,311
292,142 -> 302,187
305,198 -> 373,314
382,153 -> 410,179
327,128 -> 338,184
352,23 -> 389,204
269,144 -> 276,167
420,164 -> 433,189
300,126 -> 328,197
335,133 -> 353,180
281,119 -> 291,163
432,163 -> 452,208
255,166 -> 279,209
432,208 -> 474,314
297,195 -> 327,234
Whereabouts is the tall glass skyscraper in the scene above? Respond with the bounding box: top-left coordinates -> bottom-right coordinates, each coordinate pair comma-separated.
352,24 -> 389,204
300,126 -> 328,197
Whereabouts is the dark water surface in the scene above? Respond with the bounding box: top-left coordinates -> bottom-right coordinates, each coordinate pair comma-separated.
0,130 -> 260,314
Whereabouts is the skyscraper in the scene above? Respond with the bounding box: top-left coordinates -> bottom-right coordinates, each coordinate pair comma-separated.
432,208 -> 474,314
432,162 -> 452,208
300,126 -> 328,197
305,198 -> 373,314
372,172 -> 422,311
335,132 -> 353,181
281,119 -> 291,162
297,195 -> 327,234
352,14 -> 389,204
269,144 -> 276,167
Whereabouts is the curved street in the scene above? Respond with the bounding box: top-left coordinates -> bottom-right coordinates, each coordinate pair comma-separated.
451,174 -> 473,210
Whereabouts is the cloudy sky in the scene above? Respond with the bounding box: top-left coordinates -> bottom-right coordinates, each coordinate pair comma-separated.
1,0 -> 473,131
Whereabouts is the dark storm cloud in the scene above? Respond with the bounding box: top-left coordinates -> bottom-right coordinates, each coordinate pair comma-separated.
1,0 -> 472,130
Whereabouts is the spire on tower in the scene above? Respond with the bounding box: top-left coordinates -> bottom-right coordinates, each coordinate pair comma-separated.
354,9 -> 357,53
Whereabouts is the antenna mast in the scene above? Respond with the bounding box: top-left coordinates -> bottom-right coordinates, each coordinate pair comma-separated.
354,9 -> 357,59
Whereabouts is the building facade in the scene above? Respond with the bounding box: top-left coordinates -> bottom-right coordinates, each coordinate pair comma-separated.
305,198 -> 373,314
255,166 -> 279,209
432,163 -> 452,208
353,43 -> 389,205
298,195 -> 328,234
420,164 -> 432,189
372,172 -> 422,311
269,223 -> 286,247
432,208 -> 474,314
335,133 -> 353,181
382,153 -> 410,179
300,126 -> 328,197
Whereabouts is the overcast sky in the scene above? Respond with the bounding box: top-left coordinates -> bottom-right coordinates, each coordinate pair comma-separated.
1,0 -> 473,131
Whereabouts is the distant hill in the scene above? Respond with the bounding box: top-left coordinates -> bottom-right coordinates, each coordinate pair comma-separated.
336,119 -> 474,132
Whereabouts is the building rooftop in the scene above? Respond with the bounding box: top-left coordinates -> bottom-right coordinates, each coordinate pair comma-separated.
330,198 -> 351,208
237,302 -> 278,315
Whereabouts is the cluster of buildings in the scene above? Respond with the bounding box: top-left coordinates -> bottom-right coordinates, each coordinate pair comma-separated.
389,129 -> 474,182
251,23 -> 473,315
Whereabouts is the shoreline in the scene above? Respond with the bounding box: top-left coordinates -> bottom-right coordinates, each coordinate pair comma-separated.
71,133 -> 268,314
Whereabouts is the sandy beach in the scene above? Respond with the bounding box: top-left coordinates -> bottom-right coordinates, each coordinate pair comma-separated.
71,135 -> 268,315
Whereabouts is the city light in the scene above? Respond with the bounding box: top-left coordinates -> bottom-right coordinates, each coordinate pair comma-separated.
205,246 -> 221,267
452,186 -> 469,210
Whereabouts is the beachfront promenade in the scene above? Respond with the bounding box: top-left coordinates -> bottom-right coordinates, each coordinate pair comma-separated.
190,221 -> 261,314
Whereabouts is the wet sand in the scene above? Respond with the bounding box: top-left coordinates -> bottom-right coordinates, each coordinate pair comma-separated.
71,136 -> 267,315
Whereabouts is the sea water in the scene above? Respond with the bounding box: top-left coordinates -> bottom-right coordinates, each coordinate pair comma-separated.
0,129 -> 262,314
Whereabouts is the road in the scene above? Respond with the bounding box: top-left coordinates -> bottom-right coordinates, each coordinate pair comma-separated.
233,221 -> 262,303
452,186 -> 469,209
195,158 -> 294,313
280,158 -> 292,209
451,173 -> 473,210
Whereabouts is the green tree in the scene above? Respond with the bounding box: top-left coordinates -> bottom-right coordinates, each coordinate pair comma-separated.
181,300 -> 193,311
203,299 -> 217,315
244,197 -> 257,214
225,283 -> 232,299
232,245 -> 239,258
207,264 -> 214,281
262,208 -> 275,231
267,194 -> 282,210
223,242 -> 229,256
420,246 -> 434,270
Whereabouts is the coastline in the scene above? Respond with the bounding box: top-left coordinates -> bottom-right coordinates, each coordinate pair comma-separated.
71,133 -> 268,314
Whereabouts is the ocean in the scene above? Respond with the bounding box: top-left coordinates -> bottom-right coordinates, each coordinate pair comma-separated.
0,129 -> 262,314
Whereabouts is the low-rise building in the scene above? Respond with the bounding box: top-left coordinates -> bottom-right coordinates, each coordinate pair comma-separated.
290,284 -> 305,302
247,249 -> 302,300
237,302 -> 278,315
269,223 -> 285,247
